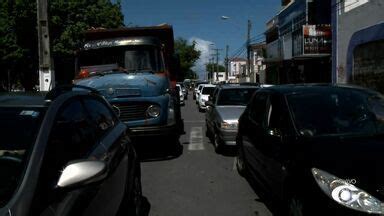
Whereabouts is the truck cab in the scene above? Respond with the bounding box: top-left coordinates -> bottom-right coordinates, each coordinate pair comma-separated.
74,25 -> 184,151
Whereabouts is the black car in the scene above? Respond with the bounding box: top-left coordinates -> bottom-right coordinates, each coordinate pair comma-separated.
236,84 -> 384,215
0,86 -> 142,216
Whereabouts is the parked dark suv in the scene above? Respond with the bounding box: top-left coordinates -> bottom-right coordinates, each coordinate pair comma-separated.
236,84 -> 384,215
0,86 -> 142,216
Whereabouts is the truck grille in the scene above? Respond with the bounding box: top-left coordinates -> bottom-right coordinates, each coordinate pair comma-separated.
112,103 -> 152,122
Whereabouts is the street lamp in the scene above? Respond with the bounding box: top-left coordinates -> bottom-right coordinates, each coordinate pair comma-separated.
221,16 -> 252,82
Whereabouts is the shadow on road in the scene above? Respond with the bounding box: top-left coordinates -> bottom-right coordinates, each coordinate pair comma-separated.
218,146 -> 238,157
139,196 -> 151,216
242,173 -> 279,215
136,140 -> 184,162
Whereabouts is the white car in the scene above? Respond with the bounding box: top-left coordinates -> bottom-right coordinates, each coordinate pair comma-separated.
176,84 -> 185,105
198,84 -> 216,112
195,84 -> 205,104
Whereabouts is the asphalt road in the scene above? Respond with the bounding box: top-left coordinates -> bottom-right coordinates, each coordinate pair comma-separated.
140,93 -> 273,216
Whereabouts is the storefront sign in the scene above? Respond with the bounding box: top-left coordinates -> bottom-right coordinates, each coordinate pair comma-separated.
303,25 -> 332,55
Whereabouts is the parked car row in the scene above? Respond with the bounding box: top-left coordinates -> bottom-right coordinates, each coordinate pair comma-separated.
200,83 -> 384,215
0,86 -> 142,216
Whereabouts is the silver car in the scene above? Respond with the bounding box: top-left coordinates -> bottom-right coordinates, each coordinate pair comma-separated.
205,85 -> 260,153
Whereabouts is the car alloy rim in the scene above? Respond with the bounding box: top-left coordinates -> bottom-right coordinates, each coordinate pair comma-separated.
236,150 -> 245,171
214,133 -> 219,149
289,197 -> 303,216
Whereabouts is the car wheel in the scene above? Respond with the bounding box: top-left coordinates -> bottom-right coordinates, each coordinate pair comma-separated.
214,133 -> 222,153
236,147 -> 248,177
205,123 -> 212,138
288,196 -> 304,216
128,171 -> 143,216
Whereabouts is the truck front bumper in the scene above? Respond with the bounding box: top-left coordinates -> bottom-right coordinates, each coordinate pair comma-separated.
127,122 -> 179,137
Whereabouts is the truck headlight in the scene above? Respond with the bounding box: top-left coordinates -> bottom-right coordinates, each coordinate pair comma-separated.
312,168 -> 383,214
220,121 -> 238,129
167,96 -> 175,124
146,105 -> 160,118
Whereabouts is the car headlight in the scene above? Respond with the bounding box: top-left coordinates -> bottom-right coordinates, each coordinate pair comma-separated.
146,105 -> 160,118
220,121 -> 238,129
311,168 -> 383,214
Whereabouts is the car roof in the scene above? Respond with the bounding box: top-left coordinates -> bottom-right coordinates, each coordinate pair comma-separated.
201,84 -> 216,88
0,85 -> 102,108
259,83 -> 378,95
0,92 -> 48,107
217,84 -> 260,90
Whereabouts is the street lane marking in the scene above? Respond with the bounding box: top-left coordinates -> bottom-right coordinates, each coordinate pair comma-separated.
188,126 -> 204,151
233,158 -> 237,171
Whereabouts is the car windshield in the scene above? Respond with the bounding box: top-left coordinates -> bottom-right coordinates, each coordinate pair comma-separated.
0,107 -> 44,206
287,89 -> 384,136
217,88 -> 258,106
201,87 -> 215,95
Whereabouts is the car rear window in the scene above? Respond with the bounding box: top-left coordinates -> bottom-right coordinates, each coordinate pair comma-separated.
217,88 -> 258,106
202,87 -> 215,95
0,107 -> 45,206
287,89 -> 384,136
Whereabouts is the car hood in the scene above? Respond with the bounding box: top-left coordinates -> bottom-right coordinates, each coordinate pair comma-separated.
296,134 -> 384,200
216,106 -> 246,121
75,72 -> 169,98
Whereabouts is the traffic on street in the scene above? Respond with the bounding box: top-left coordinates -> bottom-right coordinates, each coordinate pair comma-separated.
2,0 -> 384,215
140,92 -> 272,216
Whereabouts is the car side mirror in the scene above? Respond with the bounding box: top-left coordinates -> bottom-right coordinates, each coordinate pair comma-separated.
57,160 -> 107,188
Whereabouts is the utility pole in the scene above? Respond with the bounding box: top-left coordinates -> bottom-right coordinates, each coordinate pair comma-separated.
37,0 -> 54,91
210,57 -> 215,82
246,19 -> 251,80
225,45 -> 229,82
212,48 -> 222,82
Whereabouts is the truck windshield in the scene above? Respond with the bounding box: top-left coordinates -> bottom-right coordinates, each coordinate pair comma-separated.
79,45 -> 165,74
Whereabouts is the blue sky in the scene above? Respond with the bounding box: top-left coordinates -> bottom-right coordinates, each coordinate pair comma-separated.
120,0 -> 282,78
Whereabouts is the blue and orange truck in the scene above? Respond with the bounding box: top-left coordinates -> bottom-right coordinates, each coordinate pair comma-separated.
74,24 -> 184,153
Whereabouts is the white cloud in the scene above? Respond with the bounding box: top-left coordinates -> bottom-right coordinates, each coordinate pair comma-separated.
188,37 -> 214,80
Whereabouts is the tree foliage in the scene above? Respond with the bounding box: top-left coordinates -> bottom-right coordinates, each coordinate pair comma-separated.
174,38 -> 201,80
0,0 -> 124,90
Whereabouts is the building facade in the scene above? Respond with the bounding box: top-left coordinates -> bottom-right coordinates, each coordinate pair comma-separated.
249,43 -> 267,83
333,0 -> 384,93
229,58 -> 247,78
265,0 -> 332,84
